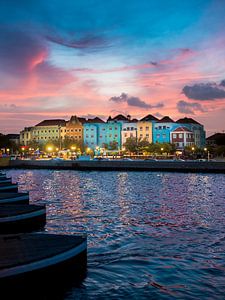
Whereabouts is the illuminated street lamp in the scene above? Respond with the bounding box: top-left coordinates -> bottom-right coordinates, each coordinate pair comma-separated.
71,146 -> 76,151
204,147 -> 210,161
47,146 -> 53,153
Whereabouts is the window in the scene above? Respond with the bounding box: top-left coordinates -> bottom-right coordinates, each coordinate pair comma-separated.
124,133 -> 127,137
79,129 -> 81,132
52,130 -> 54,133
115,134 -> 118,137
163,126 -> 166,129
79,136 -> 81,139
115,127 -> 118,130
109,127 -> 112,130
146,134 -> 149,137
86,135 -> 88,138
102,128 -> 105,131
179,133 -> 182,138
146,127 -> 149,131
158,126 -> 162,130
162,134 -> 166,138
91,135 -> 94,138
156,134 -> 160,138
75,129 -> 77,132
91,128 -> 94,131
130,133 -> 133,137
71,129 -> 73,132
100,135 -> 102,138
140,134 -> 143,137
173,133 -> 177,138
140,127 -> 143,131
49,130 -> 51,133
86,128 -> 89,131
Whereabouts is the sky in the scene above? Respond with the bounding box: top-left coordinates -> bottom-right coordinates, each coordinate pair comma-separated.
0,0 -> 225,136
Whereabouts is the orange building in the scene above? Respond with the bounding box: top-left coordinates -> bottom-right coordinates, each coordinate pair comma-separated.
65,116 -> 84,142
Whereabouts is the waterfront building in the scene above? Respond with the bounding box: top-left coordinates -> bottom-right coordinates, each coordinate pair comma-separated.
176,117 -> 205,148
153,116 -> 178,144
65,116 -> 84,143
32,119 -> 66,145
83,117 -> 105,149
105,119 -> 122,149
20,127 -> 33,146
170,126 -> 195,149
121,121 -> 138,147
137,114 -> 158,143
206,133 -> 225,146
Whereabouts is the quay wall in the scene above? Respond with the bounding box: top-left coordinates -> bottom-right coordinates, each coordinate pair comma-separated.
3,160 -> 225,173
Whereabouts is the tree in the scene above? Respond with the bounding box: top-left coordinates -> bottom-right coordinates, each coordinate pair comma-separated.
123,137 -> 138,153
109,140 -> 118,150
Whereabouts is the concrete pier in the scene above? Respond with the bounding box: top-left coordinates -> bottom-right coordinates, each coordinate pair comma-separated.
4,159 -> 225,173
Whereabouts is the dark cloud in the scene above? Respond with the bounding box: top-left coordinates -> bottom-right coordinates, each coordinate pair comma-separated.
182,82 -> 225,100
219,80 -> 225,87
177,100 -> 205,115
46,34 -> 108,50
109,93 -> 164,109
0,26 -> 46,75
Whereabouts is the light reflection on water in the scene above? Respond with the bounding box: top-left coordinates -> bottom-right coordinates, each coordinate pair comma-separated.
6,170 -> 225,299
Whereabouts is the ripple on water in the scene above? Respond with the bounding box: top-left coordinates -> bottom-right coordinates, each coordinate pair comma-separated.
6,170 -> 225,299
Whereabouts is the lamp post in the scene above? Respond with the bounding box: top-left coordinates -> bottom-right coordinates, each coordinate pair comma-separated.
204,147 -> 210,161
192,147 -> 195,159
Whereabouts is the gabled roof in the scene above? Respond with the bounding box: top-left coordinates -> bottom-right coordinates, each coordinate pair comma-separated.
172,126 -> 193,133
112,114 -> 129,121
176,117 -> 201,125
140,114 -> 158,121
85,117 -> 105,124
158,116 -> 174,123
35,119 -> 66,127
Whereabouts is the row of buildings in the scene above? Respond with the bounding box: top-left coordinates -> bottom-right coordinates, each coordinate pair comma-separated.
20,114 -> 206,150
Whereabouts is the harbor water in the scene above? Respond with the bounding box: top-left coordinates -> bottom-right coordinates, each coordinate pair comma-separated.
6,170 -> 225,299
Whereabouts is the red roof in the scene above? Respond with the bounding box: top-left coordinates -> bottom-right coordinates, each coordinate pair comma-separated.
172,126 -> 193,133
35,119 -> 66,127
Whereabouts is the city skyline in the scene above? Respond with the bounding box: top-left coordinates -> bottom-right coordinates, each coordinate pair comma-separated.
0,0 -> 225,135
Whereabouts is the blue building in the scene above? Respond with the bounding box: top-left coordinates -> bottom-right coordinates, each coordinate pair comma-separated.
83,117 -> 122,150
153,116 -> 178,144
83,117 -> 105,149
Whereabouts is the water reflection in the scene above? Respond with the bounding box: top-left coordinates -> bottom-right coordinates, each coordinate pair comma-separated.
6,170 -> 225,299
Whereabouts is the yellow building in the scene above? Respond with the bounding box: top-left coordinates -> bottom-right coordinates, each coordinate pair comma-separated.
137,114 -> 158,143
32,119 -> 66,146
20,127 -> 33,146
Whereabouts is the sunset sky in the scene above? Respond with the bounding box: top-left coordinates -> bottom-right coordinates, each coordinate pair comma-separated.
0,0 -> 225,135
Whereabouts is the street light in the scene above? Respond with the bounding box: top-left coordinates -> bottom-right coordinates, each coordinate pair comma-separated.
204,147 -> 210,161
47,146 -> 53,152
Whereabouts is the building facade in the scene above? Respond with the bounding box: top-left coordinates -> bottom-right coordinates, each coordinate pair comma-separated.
65,116 -> 83,143
32,119 -> 66,145
176,118 -> 205,148
153,116 -> 178,144
121,122 -> 137,147
170,127 -> 194,149
137,114 -> 158,143
20,127 -> 33,146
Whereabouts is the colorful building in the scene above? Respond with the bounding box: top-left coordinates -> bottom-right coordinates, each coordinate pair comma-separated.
170,126 -> 195,149
121,121 -> 138,147
20,127 -> 33,146
153,116 -> 178,144
176,118 -> 205,148
65,116 -> 84,143
32,119 -> 66,145
137,114 -> 158,143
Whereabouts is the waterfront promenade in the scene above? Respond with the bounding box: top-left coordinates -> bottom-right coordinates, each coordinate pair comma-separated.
4,159 -> 225,173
